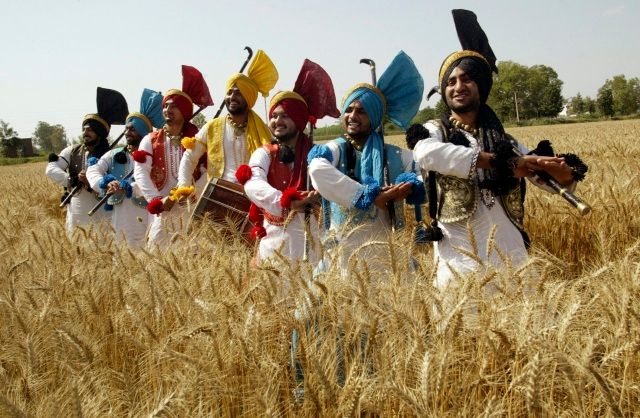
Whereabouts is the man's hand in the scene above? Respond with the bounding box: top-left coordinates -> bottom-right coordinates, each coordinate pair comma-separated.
374,182 -> 412,210
532,156 -> 574,186
290,190 -> 321,212
106,180 -> 122,195
78,170 -> 90,188
514,155 -> 574,186
161,196 -> 175,212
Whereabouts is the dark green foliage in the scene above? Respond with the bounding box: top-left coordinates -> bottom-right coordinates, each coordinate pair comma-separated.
487,61 -> 564,121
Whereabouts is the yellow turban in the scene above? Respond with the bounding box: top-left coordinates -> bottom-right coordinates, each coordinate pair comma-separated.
225,49 -> 279,108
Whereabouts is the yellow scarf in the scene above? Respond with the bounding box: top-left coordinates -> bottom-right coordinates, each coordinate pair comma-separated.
205,110 -> 271,180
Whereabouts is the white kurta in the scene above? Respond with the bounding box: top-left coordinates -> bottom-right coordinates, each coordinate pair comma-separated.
45,145 -> 108,232
308,141 -> 415,275
244,147 -> 320,265
414,121 -> 559,290
178,120 -> 248,187
134,132 -> 195,248
86,149 -> 150,248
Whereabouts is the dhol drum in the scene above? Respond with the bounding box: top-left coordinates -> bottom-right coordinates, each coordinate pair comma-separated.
189,177 -> 254,239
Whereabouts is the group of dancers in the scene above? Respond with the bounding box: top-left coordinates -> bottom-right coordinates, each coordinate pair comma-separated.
46,10 -> 587,289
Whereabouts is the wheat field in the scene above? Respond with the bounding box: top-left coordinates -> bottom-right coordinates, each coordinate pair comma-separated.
0,120 -> 638,417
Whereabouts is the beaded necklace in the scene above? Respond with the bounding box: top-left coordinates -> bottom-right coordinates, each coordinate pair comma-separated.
449,116 -> 478,136
226,115 -> 247,167
163,125 -> 182,183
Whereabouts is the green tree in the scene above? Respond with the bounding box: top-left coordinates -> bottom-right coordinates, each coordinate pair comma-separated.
488,61 -> 528,120
434,98 -> 449,117
411,106 -> 439,125
597,87 -> 614,117
0,120 -> 18,140
33,122 -> 67,152
525,65 -> 564,118
0,120 -> 21,157
192,112 -> 207,130
583,96 -> 596,114
571,93 -> 584,114
488,61 -> 564,120
599,75 -> 640,115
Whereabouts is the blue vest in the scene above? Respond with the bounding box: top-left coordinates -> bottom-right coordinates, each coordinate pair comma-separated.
323,137 -> 406,230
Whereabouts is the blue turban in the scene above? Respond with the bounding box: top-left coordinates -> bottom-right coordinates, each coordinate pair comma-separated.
339,51 -> 424,186
126,89 -> 164,138
341,85 -> 386,130
341,51 -> 423,131
377,51 -> 424,130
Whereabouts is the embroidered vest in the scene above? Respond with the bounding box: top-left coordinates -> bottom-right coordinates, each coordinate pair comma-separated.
326,137 -> 407,230
430,120 -> 525,231
150,130 -> 190,191
68,144 -> 85,179
69,144 -> 98,198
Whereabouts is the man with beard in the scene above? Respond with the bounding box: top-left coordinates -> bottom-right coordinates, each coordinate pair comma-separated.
87,89 -> 164,248
46,87 -> 128,233
410,10 -> 587,290
237,60 -> 339,264
308,51 -> 425,276
133,66 -> 213,248
177,50 -> 277,188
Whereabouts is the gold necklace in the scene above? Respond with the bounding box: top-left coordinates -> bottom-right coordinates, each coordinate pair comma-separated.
449,116 -> 478,136
227,115 -> 247,137
163,125 -> 183,147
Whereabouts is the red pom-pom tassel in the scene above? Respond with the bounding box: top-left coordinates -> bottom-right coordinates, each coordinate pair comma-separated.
280,187 -> 303,208
250,225 -> 267,240
147,197 -> 164,215
132,150 -> 151,163
235,164 -> 253,185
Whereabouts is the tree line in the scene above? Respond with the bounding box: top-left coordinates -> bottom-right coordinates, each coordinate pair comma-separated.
570,75 -> 640,117
0,119 -> 68,157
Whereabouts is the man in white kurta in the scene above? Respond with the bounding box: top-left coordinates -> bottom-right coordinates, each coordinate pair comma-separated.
242,92 -> 320,264
86,122 -> 150,248
177,57 -> 277,191
134,91 -> 205,248
308,92 -> 418,275
413,51 -> 578,291
46,120 -> 109,232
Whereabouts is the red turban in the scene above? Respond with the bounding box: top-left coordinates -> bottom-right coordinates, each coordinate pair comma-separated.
269,92 -> 309,133
162,90 -> 193,121
161,89 -> 198,137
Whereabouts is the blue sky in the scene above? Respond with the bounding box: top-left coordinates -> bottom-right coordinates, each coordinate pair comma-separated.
1,0 -> 638,141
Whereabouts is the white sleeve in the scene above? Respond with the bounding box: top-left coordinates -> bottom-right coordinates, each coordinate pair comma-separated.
413,122 -> 476,178
308,141 -> 363,208
45,146 -> 72,186
134,134 -> 161,201
178,125 -> 207,187
86,150 -> 112,191
243,148 -> 283,216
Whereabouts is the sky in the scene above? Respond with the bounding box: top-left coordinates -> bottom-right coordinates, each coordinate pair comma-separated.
1,0 -> 639,141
